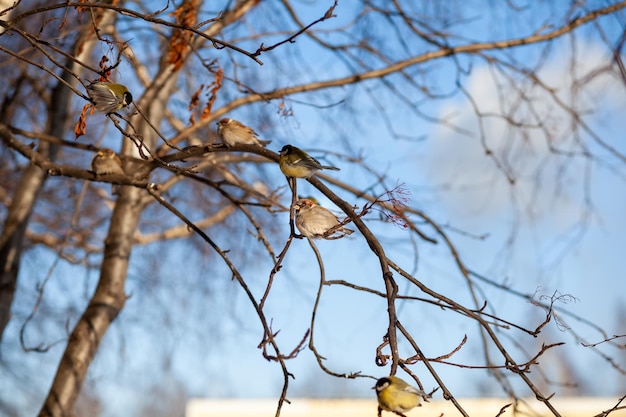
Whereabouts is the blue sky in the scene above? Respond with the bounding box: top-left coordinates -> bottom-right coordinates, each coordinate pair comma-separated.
2,2 -> 626,416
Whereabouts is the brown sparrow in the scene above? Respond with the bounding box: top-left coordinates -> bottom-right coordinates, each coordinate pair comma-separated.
216,118 -> 271,147
91,148 -> 124,175
294,198 -> 354,239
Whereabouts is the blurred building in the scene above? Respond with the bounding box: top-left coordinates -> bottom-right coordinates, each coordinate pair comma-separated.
186,397 -> 626,417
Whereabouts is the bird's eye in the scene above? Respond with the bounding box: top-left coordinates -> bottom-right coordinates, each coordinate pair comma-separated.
124,92 -> 133,105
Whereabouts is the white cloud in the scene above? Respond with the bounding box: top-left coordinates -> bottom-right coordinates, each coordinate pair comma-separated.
424,41 -> 626,232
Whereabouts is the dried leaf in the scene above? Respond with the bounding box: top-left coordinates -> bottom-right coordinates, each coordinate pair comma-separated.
200,68 -> 223,119
96,56 -> 111,81
167,0 -> 199,71
74,104 -> 92,139
188,84 -> 203,111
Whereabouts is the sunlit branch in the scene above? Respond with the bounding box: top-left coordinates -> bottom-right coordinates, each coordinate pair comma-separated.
307,176 -> 401,375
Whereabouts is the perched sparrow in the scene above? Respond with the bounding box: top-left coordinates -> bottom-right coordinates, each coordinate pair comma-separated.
86,82 -> 133,114
373,376 -> 426,417
294,198 -> 353,239
279,144 -> 339,178
216,118 -> 271,147
91,148 -> 124,175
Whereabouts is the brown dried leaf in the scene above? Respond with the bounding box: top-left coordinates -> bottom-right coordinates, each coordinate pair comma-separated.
200,68 -> 223,119
97,56 -> 111,81
188,84 -> 203,111
167,0 -> 200,72
74,104 -> 92,139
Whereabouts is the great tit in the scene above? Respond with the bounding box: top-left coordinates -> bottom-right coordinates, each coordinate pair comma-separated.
373,376 -> 425,417
86,82 -> 133,114
278,144 -> 339,178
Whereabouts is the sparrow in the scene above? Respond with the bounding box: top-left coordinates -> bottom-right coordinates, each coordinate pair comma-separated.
279,144 -> 339,178
91,148 -> 124,175
216,118 -> 271,147
294,198 -> 354,239
86,82 -> 133,114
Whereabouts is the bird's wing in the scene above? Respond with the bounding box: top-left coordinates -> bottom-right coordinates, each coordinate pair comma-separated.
299,155 -> 323,170
403,385 -> 425,396
87,84 -> 122,113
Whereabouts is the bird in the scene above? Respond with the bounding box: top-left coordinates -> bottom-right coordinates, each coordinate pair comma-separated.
373,376 -> 425,417
294,198 -> 353,239
278,144 -> 339,178
86,82 -> 133,114
216,118 -> 271,147
91,148 -> 124,175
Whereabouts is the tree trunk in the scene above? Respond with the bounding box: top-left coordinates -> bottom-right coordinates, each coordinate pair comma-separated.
38,186 -> 145,417
0,158 -> 48,343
